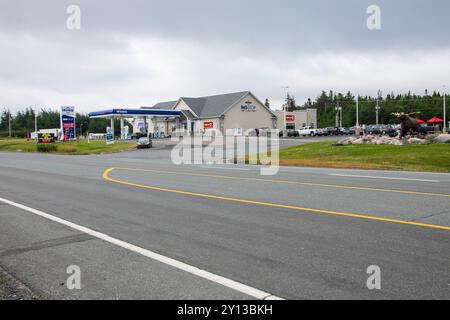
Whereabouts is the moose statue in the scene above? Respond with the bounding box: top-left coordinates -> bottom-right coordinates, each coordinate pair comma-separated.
391,112 -> 420,138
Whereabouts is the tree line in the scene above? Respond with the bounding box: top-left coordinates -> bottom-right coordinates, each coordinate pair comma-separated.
0,108 -> 127,138
283,90 -> 448,128
2,91 -> 448,137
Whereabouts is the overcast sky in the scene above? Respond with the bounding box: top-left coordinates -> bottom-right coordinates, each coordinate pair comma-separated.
1,0 -> 450,113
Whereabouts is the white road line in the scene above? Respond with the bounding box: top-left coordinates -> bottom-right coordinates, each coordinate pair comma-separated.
0,196 -> 282,300
328,174 -> 440,183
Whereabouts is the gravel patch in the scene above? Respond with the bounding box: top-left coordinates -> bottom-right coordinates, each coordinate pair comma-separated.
0,266 -> 38,300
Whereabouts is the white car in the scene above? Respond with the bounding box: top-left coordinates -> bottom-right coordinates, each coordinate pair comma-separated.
137,137 -> 153,149
297,127 -> 317,137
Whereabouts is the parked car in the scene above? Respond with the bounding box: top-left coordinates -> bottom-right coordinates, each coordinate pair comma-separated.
379,125 -> 396,136
368,125 -> 382,135
339,127 -> 351,135
287,129 -> 299,138
419,126 -> 436,135
137,137 -> 153,149
315,128 -> 328,136
325,127 -> 337,136
348,127 -> 356,135
297,127 -> 317,137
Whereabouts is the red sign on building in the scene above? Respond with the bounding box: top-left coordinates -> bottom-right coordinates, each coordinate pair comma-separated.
204,121 -> 214,129
286,115 -> 296,122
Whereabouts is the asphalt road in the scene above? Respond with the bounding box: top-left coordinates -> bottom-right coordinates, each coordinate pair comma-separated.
0,146 -> 449,300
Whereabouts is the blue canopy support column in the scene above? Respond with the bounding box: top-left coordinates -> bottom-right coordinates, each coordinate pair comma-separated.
120,118 -> 125,140
110,117 -> 114,140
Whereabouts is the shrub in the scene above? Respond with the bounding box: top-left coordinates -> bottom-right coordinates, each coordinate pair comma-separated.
57,145 -> 77,153
37,143 -> 57,153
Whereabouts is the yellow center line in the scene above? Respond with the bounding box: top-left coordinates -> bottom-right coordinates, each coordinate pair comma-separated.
103,168 -> 450,232
112,166 -> 450,199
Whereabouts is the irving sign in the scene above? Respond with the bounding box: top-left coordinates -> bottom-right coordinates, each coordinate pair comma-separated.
61,106 -> 76,141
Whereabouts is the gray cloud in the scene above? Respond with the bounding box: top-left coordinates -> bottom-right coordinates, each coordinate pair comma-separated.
0,0 -> 449,113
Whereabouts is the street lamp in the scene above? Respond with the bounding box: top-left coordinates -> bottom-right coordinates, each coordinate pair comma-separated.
8,110 -> 12,138
356,95 -> 360,127
444,85 -> 447,133
376,90 -> 382,126
335,103 -> 342,128
282,86 -> 289,132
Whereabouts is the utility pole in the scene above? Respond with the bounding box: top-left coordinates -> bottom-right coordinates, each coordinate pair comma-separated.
282,86 -> 289,132
356,95 -> 360,127
444,85 -> 447,133
376,90 -> 382,126
8,110 -> 12,138
335,102 -> 342,128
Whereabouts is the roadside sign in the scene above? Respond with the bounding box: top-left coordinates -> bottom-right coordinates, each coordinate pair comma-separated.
61,106 -> 76,141
204,121 -> 214,129
286,115 -> 296,122
106,127 -> 114,145
38,133 -> 56,143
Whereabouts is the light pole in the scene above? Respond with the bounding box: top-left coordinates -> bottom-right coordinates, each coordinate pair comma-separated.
335,103 -> 342,128
444,85 -> 447,133
282,86 -> 289,132
376,90 -> 382,126
356,95 -> 360,127
8,110 -> 11,138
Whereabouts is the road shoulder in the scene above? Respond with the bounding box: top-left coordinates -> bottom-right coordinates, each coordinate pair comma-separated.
0,266 -> 38,300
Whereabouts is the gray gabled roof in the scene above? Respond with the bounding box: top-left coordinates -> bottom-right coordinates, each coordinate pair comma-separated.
181,91 -> 250,118
147,91 -> 276,119
146,101 -> 178,110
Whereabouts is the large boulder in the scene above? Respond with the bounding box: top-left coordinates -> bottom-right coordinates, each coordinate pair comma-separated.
434,134 -> 450,144
407,138 -> 428,145
425,133 -> 440,141
376,136 -> 392,145
337,137 -> 357,145
390,139 -> 404,146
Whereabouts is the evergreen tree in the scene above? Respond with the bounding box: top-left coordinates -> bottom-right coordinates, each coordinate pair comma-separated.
0,109 -> 12,131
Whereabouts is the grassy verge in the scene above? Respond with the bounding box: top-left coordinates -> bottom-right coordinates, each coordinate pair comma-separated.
0,138 -> 136,155
276,141 -> 450,172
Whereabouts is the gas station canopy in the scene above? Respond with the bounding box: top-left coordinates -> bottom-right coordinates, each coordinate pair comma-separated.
88,108 -> 182,119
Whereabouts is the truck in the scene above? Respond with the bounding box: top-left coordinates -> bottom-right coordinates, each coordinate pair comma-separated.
297,127 -> 317,137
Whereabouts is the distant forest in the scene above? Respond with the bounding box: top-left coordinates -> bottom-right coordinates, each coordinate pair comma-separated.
285,90 -> 448,128
1,90 -> 448,137
0,108 -> 129,138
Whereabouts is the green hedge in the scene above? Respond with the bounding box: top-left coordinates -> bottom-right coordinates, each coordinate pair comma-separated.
37,143 -> 57,153
0,130 -> 29,138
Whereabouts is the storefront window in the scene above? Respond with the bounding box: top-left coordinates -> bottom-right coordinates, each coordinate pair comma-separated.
286,123 -> 296,130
